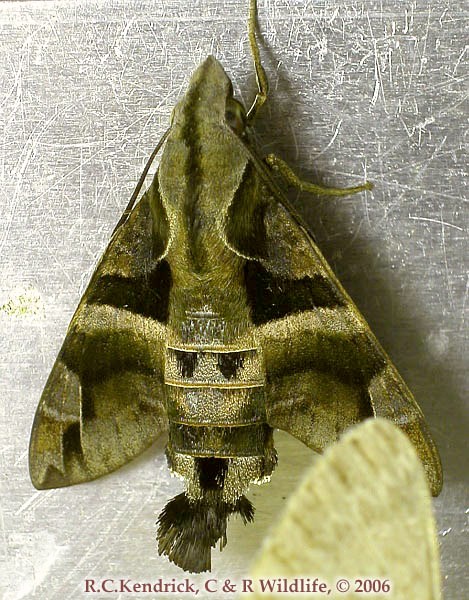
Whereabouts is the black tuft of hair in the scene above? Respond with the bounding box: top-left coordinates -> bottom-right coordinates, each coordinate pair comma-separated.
156,492 -> 254,573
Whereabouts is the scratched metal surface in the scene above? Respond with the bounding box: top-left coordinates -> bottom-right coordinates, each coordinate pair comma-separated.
0,0 -> 467,598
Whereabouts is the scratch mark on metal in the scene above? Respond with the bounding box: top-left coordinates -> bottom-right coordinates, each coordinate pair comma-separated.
440,207 -> 455,310
417,6 -> 432,76
408,216 -> 464,232
312,119 -> 342,159
452,44 -> 468,76
15,490 -> 55,516
461,274 -> 468,329
61,491 -> 153,600
367,15 -> 386,110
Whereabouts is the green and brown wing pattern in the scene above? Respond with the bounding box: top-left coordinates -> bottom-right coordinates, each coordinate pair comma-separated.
228,162 -> 442,496
29,176 -> 171,489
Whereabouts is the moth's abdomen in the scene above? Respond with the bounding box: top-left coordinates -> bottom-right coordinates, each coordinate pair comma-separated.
164,341 -> 276,501
162,307 -> 276,492
165,347 -> 267,440
165,347 -> 264,391
169,421 -> 272,458
158,306 -> 276,571
166,385 -> 266,427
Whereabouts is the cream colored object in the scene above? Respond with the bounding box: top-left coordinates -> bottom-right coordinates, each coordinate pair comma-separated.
246,418 -> 441,599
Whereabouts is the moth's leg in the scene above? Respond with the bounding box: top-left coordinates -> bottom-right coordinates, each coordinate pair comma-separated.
246,0 -> 269,123
265,153 -> 373,196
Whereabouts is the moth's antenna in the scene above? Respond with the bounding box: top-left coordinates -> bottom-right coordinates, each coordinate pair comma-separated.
246,0 -> 269,124
112,126 -> 171,234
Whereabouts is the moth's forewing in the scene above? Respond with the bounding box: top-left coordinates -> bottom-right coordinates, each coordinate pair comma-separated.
225,156 -> 442,496
29,177 -> 170,489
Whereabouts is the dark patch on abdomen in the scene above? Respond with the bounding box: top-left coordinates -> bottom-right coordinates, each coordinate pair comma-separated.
244,261 -> 344,325
196,457 -> 228,490
169,422 -> 271,457
217,352 -> 245,380
174,350 -> 198,378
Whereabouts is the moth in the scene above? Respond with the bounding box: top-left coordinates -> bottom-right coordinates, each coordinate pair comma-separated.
29,0 -> 442,573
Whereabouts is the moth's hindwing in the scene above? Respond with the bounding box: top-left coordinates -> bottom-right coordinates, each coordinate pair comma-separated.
228,160 -> 443,497
29,175 -> 170,489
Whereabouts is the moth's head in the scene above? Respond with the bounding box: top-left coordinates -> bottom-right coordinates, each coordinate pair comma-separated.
171,55 -> 247,136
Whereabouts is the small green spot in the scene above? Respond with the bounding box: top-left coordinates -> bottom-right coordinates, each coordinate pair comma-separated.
0,287 -> 44,317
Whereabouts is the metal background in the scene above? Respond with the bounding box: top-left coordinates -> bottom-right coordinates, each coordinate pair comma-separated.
0,0 -> 467,598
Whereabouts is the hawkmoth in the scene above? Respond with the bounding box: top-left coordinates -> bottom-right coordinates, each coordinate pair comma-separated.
29,0 -> 442,573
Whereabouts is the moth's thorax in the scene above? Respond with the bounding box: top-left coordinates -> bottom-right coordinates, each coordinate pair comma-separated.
171,56 -> 233,128
157,58 -> 249,283
158,55 -> 247,218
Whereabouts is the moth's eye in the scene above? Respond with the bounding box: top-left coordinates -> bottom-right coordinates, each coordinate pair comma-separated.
225,99 -> 246,135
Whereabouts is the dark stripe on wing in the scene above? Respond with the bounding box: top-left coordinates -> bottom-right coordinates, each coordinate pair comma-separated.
61,326 -> 158,383
245,261 -> 345,325
62,422 -> 82,457
267,327 -> 386,387
86,259 -> 171,322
